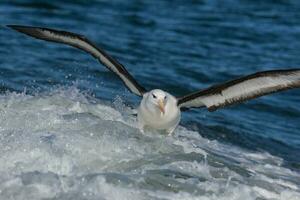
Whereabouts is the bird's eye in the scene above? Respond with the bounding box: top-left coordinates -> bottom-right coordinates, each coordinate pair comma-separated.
152,94 -> 157,98
164,96 -> 167,100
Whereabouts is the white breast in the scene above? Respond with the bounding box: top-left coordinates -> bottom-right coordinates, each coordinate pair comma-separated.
137,92 -> 181,131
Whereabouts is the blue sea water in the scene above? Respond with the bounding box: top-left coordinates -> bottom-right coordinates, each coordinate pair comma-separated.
0,0 -> 299,199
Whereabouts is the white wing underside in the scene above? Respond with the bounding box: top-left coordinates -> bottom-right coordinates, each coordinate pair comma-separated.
42,30 -> 142,95
8,25 -> 300,112
178,70 -> 300,111
8,25 -> 146,96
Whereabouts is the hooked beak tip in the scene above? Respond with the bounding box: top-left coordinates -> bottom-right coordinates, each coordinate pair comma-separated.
158,100 -> 165,114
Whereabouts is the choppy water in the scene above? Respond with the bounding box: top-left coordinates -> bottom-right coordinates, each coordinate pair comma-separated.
0,1 -> 300,199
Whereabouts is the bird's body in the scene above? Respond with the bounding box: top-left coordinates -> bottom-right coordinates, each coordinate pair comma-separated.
138,89 -> 180,134
7,25 -> 300,135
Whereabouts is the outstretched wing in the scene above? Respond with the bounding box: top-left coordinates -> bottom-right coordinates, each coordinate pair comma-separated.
177,69 -> 300,111
8,25 -> 146,96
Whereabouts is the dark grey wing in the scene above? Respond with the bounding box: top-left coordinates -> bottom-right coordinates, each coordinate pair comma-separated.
7,25 -> 146,96
177,69 -> 300,111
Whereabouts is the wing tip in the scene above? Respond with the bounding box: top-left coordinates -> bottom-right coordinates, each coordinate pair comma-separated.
7,25 -> 44,37
7,24 -> 18,29
7,25 -> 22,32
7,24 -> 33,31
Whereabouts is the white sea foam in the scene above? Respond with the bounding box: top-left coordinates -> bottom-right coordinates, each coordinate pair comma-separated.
0,87 -> 299,200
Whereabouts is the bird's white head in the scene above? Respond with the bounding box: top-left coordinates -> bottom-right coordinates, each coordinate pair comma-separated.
147,89 -> 168,115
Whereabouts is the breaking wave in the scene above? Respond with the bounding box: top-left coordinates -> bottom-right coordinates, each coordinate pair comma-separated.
0,87 -> 299,200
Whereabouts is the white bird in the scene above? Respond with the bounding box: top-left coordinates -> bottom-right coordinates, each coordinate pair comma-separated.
8,25 -> 300,135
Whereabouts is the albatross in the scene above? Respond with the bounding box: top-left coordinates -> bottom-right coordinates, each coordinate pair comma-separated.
8,25 -> 300,134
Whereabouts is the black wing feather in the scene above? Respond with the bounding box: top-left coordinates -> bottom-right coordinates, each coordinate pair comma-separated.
8,25 -> 147,96
178,69 -> 300,111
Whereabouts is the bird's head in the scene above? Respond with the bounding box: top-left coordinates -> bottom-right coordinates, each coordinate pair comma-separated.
147,89 -> 168,115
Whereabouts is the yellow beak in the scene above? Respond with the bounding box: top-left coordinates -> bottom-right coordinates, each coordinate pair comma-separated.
158,99 -> 165,114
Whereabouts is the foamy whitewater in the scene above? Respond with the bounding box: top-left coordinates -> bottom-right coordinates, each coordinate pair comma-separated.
0,87 -> 299,200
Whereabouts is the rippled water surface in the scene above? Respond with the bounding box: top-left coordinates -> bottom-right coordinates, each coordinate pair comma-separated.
0,1 -> 300,199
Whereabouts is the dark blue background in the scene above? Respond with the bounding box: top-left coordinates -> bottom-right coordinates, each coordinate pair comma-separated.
0,0 -> 299,170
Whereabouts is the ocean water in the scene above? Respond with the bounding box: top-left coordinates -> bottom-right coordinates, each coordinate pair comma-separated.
0,0 -> 300,199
